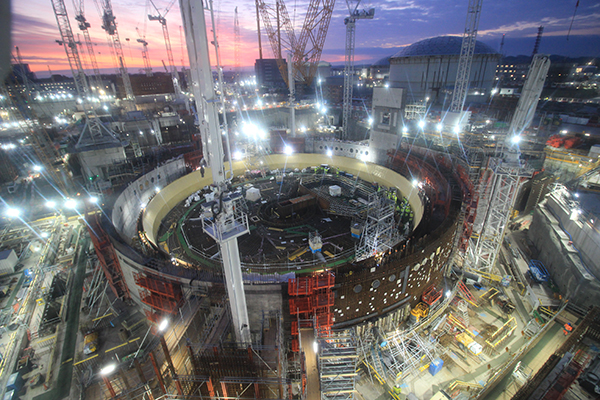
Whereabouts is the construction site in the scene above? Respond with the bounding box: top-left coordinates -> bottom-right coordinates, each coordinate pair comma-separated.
0,0 -> 599,399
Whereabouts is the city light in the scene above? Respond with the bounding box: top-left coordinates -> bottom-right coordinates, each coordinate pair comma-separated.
46,201 -> 56,208
89,196 -> 99,204
412,179 -> 419,187
33,165 -> 43,172
368,117 -> 374,125
326,149 -> 333,157
418,120 -> 425,129
453,125 -> 460,134
436,123 -> 442,131
233,150 -> 243,160
445,290 -> 452,298
511,135 -> 521,144
283,146 -> 293,155
313,341 -> 319,353
402,126 -> 408,134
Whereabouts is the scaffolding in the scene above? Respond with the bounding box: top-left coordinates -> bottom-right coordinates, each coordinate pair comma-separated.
356,193 -> 398,262
318,330 -> 358,400
384,330 -> 439,383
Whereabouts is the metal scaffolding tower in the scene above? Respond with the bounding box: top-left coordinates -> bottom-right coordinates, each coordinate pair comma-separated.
97,0 -> 135,101
356,193 -> 399,262
450,0 -> 483,113
318,331 -> 358,400
149,0 -> 183,96
180,0 -> 251,343
342,0 -> 374,139
385,329 -> 439,382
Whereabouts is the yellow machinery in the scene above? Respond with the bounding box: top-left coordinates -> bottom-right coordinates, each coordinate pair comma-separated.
455,332 -> 483,356
409,302 -> 429,324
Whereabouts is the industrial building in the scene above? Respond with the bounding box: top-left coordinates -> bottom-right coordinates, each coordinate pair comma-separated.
0,0 -> 599,399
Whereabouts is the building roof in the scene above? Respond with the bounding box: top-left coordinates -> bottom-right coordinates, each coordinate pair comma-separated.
0,249 -> 14,260
372,55 -> 392,67
391,36 -> 498,58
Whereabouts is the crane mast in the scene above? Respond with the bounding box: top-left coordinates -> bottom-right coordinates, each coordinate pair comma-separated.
180,0 -> 251,344
468,56 -> 549,272
136,27 -> 153,77
73,1 -> 103,93
51,0 -> 120,150
256,0 -> 334,86
450,0 -> 483,113
97,0 -> 135,101
149,0 -> 182,96
342,0 -> 374,139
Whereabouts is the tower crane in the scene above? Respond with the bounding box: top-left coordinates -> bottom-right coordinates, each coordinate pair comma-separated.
95,0 -> 135,102
450,0 -> 483,114
256,0 -> 335,86
136,27 -> 153,77
73,0 -> 104,93
468,55 -> 549,272
342,0 -> 374,139
180,0 -> 251,343
149,0 -> 182,96
234,6 -> 241,81
51,0 -> 121,149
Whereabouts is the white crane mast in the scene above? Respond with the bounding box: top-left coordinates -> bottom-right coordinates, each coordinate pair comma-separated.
180,0 -> 251,344
342,0 -> 374,139
450,0 -> 483,113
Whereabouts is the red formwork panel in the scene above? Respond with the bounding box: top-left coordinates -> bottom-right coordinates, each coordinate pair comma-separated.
140,291 -> 179,314
289,297 -> 312,314
312,272 -> 334,290
313,291 -> 335,310
135,273 -> 183,300
291,320 -> 298,336
288,277 -> 313,296
291,339 -> 300,352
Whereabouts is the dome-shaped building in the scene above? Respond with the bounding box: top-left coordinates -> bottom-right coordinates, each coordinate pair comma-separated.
389,36 -> 501,104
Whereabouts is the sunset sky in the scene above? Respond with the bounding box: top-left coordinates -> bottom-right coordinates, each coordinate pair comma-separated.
11,0 -> 600,77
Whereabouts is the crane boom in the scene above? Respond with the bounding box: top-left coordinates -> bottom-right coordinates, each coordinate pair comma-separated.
136,27 -> 153,77
74,1 -> 103,92
256,0 -> 334,86
149,0 -> 182,96
97,0 -> 135,101
450,0 -> 483,113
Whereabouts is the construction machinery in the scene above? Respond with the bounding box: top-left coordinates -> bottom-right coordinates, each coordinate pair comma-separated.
96,0 -> 135,102
342,0 -> 374,138
256,0 -> 335,86
73,0 -> 103,92
136,27 -> 153,77
455,332 -> 483,356
494,295 -> 515,314
409,302 -> 430,325
149,0 -> 182,96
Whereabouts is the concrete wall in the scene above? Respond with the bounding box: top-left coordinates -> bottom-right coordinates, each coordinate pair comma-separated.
142,153 -> 426,246
78,146 -> 127,180
389,54 -> 500,103
112,157 -> 186,244
528,202 -> 600,309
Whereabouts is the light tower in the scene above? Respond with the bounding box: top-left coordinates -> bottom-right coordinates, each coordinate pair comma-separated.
180,0 -> 251,344
342,0 -> 374,139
